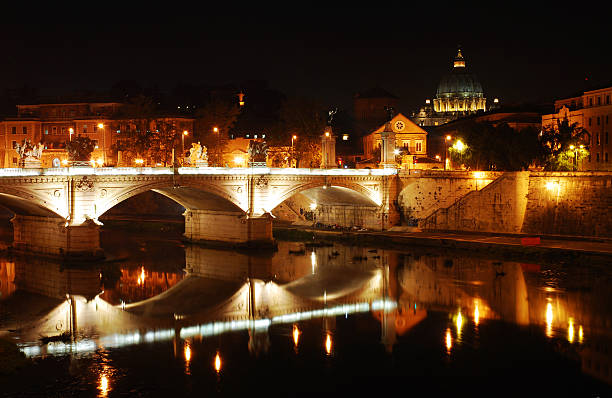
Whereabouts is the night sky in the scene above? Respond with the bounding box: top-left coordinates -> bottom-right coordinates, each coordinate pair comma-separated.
2,8 -> 611,114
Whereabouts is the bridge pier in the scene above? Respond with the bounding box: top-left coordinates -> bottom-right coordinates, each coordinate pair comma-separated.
10,215 -> 104,259
183,210 -> 274,249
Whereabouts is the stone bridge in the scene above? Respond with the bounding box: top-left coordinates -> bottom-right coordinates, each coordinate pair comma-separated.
0,167 -> 400,257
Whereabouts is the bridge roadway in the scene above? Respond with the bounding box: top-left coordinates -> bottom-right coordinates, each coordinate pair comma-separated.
0,166 -> 399,258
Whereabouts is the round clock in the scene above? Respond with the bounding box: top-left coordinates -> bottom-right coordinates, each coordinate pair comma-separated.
394,121 -> 405,131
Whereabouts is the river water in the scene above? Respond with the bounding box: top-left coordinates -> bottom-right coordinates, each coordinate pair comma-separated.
1,227 -> 611,397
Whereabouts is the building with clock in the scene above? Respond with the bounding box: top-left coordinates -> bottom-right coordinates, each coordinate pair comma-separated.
361,112 -> 428,165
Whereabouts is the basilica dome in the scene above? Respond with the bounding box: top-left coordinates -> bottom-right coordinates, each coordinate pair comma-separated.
433,49 -> 486,114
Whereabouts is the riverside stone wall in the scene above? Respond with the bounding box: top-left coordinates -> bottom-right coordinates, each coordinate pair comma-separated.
419,171 -> 612,237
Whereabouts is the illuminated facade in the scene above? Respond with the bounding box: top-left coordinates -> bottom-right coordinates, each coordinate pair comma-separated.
411,48 -> 489,127
0,102 -> 194,168
542,85 -> 612,170
362,113 -> 428,164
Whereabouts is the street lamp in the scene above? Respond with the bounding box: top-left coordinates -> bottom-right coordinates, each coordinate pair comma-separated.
97,123 -> 105,166
444,135 -> 452,170
213,127 -> 220,166
291,134 -> 297,167
182,130 -> 189,166
69,127 -> 74,141
569,144 -> 577,171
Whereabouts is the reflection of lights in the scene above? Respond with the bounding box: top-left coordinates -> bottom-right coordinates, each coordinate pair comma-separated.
578,325 -> 584,344
21,300 -> 397,358
311,251 -> 317,274
445,328 -> 452,353
546,302 -> 553,337
568,318 -> 574,343
474,300 -> 480,326
99,375 -> 109,397
456,311 -> 463,338
545,181 -> 559,192
214,352 -> 222,373
325,333 -> 332,355
293,325 -> 300,348
137,266 -> 146,285
184,342 -> 191,362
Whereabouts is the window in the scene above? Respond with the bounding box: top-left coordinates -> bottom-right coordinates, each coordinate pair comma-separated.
11,127 -> 16,134
83,125 -> 88,133
44,129 -> 48,135
596,133 -> 600,145
606,153 -> 609,162
12,157 -> 17,164
12,140 -> 17,148
597,97 -> 601,106
52,126 -> 58,135
22,126 -> 27,134
596,153 -> 600,162
589,118 -> 592,126
606,132 -> 609,145
589,98 -> 593,107
607,95 -> 610,105
597,116 -> 600,125
415,141 -> 423,152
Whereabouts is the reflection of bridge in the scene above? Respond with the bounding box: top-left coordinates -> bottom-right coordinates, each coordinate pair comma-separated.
0,167 -> 399,257
3,243 -> 401,357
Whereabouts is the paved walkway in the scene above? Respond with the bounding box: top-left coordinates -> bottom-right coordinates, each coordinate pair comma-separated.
381,230 -> 612,256
285,225 -> 612,258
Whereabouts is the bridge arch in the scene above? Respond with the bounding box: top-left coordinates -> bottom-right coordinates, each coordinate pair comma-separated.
266,180 -> 381,213
0,187 -> 65,218
95,179 -> 247,219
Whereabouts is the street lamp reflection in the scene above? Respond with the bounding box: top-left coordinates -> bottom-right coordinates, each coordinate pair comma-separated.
445,328 -> 452,354
325,333 -> 332,355
546,302 -> 553,338
293,324 -> 300,349
214,352 -> 222,373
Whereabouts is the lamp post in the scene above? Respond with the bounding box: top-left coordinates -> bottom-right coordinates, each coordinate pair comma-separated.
182,130 -> 189,166
213,127 -> 220,166
97,123 -> 105,166
569,144 -> 577,171
69,127 -> 74,142
291,134 -> 297,167
444,135 -> 451,170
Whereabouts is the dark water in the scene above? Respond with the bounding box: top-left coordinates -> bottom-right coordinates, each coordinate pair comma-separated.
1,228 -> 611,397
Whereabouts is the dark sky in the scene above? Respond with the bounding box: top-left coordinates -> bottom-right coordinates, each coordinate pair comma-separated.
2,8 -> 611,114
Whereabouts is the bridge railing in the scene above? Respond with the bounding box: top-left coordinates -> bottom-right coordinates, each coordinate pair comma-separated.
0,167 -> 399,177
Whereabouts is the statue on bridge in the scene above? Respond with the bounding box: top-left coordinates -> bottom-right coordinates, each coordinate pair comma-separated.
189,142 -> 208,167
248,140 -> 268,166
15,139 -> 44,168
326,107 -> 338,126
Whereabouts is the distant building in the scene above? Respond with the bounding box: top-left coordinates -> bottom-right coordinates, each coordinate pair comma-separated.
361,113 -> 428,167
0,101 -> 193,168
542,84 -> 612,170
411,48 -> 499,127
353,87 -> 399,135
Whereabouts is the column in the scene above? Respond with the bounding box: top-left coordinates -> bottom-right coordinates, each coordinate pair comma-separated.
379,122 -> 396,169
320,126 -> 337,168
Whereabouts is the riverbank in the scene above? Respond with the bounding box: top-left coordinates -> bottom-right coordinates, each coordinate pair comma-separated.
273,225 -> 612,265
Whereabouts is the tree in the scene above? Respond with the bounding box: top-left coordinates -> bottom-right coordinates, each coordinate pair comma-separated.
66,135 -> 96,161
277,96 -> 327,167
111,95 -> 156,164
447,121 -> 544,171
149,119 -> 182,166
539,118 -> 590,171
194,97 -> 241,166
